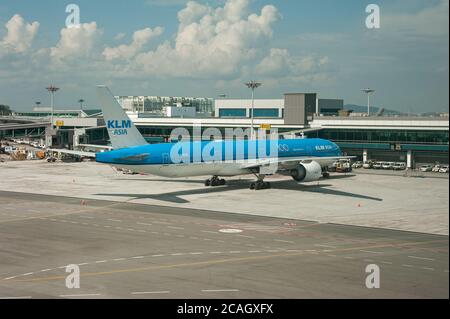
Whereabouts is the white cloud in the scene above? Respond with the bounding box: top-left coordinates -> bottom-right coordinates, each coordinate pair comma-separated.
383,0 -> 449,37
256,48 -> 330,78
130,0 -> 279,77
0,14 -> 39,56
49,22 -> 102,62
103,26 -> 163,61
114,32 -> 126,41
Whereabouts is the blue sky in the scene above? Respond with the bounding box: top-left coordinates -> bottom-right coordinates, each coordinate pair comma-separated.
0,0 -> 448,113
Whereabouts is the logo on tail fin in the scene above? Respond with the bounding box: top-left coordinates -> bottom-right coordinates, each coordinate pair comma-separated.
107,120 -> 132,136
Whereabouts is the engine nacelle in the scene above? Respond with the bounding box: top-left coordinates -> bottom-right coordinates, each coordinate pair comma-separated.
291,161 -> 323,182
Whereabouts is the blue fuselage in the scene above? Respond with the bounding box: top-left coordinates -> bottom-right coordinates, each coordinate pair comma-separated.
95,138 -> 341,166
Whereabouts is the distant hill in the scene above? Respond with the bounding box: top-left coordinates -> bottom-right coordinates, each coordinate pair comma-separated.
344,104 -> 405,115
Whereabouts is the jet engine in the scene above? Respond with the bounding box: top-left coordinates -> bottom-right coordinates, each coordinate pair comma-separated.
291,161 -> 322,182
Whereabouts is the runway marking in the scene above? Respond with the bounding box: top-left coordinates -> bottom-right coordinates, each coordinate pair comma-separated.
402,264 -> 414,268
4,276 -> 18,280
107,219 -> 122,222
153,221 -> 171,225
229,251 -> 241,254
5,239 -> 448,282
201,289 -> 239,293
170,253 -> 185,256
95,260 -> 107,264
78,263 -> 88,266
274,239 -> 294,244
422,267 -> 435,271
113,258 -> 126,261
360,250 -> 383,254
236,235 -> 255,239
59,293 -> 101,298
136,222 -> 152,226
40,269 -> 52,272
248,250 -> 261,253
131,291 -> 170,295
408,256 -> 435,261
0,296 -> 32,299
209,251 -> 223,254
201,230 -> 218,234
168,226 -> 184,230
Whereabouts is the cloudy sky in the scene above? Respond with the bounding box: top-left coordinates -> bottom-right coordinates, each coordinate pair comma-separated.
0,0 -> 448,112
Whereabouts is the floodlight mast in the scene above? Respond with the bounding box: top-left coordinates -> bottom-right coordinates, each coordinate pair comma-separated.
46,85 -> 59,128
362,88 -> 375,116
245,81 -> 261,140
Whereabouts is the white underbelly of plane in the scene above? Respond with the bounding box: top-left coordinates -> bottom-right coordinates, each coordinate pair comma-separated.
112,162 -> 250,178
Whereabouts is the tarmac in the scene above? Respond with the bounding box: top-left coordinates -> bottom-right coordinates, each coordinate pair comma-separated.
0,160 -> 448,298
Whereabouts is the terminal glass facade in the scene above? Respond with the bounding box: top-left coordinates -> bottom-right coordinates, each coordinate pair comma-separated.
116,96 -> 214,114
317,129 -> 449,145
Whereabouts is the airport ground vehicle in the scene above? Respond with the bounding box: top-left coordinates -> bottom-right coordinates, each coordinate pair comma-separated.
419,164 -> 433,172
382,162 -> 395,169
363,161 -> 373,169
393,162 -> 406,170
432,165 -> 441,172
373,162 -> 382,169
4,146 -> 17,153
352,161 -> 363,169
439,165 -> 449,173
335,160 -> 352,173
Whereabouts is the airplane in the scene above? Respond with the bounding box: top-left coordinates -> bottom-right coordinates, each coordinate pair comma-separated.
88,85 -> 353,190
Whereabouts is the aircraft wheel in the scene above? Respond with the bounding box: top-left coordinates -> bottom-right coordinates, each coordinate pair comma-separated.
204,179 -> 211,186
211,179 -> 219,186
249,182 -> 255,190
220,179 -> 226,185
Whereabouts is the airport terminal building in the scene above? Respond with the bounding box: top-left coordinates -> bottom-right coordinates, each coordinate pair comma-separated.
1,92 -> 448,168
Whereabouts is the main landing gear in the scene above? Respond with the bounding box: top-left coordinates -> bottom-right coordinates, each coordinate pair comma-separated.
249,174 -> 271,190
205,176 -> 226,187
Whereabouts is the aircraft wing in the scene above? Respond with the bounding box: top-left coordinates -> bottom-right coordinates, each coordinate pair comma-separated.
241,155 -> 356,169
49,149 -> 96,158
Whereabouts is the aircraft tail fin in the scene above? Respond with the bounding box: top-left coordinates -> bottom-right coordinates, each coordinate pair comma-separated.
96,85 -> 147,149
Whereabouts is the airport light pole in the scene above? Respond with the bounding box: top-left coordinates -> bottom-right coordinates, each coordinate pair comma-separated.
78,99 -> 85,111
362,88 -> 375,116
245,80 -> 261,140
46,85 -> 59,129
